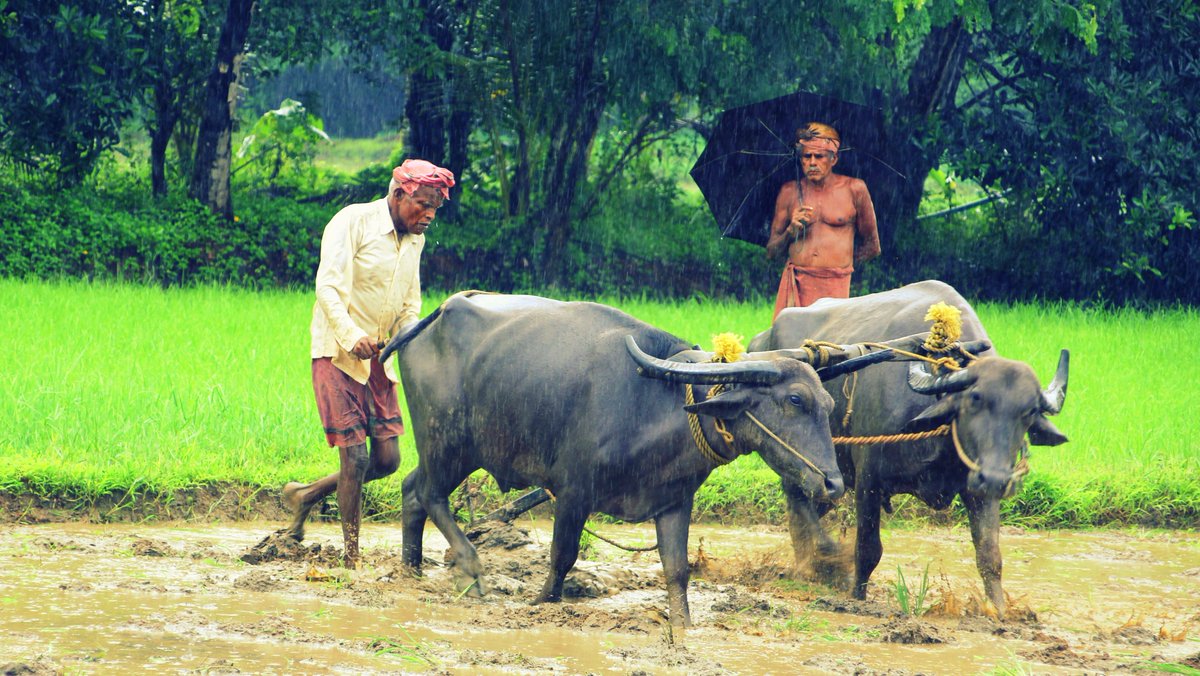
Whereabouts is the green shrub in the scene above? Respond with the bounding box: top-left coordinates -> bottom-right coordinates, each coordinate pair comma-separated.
0,174 -> 337,287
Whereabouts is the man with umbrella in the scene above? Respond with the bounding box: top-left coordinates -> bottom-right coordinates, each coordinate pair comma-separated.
766,122 -> 880,318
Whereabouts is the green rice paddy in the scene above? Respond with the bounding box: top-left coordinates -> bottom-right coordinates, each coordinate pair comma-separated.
1,278 -> 1196,527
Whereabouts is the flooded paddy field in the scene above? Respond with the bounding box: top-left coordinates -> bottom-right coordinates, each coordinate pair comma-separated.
1,518 -> 1197,674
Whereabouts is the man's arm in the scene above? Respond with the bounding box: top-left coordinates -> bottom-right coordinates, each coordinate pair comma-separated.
314,212 -> 371,355
765,181 -> 800,262
852,179 -> 880,264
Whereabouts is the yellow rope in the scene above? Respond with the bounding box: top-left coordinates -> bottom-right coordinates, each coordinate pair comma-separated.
833,420 -> 1030,486
684,384 -> 734,466
951,418 -> 982,472
795,339 -> 843,369
831,424 -> 951,445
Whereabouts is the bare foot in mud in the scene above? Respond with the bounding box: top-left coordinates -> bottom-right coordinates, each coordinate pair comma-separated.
280,481 -> 312,541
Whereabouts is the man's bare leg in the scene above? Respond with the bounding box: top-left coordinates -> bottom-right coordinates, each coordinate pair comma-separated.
282,436 -> 401,564
336,442 -> 370,568
281,475 -> 338,542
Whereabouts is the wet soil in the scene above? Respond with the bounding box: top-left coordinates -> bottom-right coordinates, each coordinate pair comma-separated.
1,518 -> 1197,674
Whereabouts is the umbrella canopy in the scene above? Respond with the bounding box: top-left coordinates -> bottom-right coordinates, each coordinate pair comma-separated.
690,92 -> 904,247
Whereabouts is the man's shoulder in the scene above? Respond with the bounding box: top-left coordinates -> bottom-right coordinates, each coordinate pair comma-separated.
335,198 -> 386,219
829,173 -> 869,194
326,199 -> 388,231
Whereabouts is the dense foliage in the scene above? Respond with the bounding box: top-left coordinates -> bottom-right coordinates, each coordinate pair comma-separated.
1,0 -> 1197,304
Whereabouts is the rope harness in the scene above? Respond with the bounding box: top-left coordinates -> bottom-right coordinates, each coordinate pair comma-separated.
830,337 -> 1028,486
682,339 -> 848,477
684,383 -> 736,466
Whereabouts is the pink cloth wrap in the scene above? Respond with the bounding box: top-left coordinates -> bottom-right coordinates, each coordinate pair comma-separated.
773,263 -> 853,319
393,159 -> 456,199
799,136 -> 840,155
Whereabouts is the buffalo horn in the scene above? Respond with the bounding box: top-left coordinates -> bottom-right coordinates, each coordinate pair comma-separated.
625,336 -> 784,385
907,361 -> 978,395
818,333 -> 983,381
1040,349 -> 1070,415
816,348 -> 897,381
956,339 -> 992,358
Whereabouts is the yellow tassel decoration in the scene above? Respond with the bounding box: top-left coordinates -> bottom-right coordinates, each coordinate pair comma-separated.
923,301 -> 963,352
710,333 -> 746,363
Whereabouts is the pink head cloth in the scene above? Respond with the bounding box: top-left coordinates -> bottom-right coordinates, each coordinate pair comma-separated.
799,136 -> 840,155
392,159 -> 456,200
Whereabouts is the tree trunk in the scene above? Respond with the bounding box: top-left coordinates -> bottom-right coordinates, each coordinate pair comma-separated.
500,1 -> 530,219
536,2 -> 610,286
406,0 -> 453,159
878,18 -> 969,259
150,75 -> 178,197
189,0 -> 255,219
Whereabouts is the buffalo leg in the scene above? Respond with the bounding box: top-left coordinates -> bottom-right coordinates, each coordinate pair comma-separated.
535,497 -> 589,604
962,491 -> 1006,616
852,480 -> 885,600
416,463 -> 488,597
655,498 -> 694,627
783,479 -> 844,588
400,470 -> 428,570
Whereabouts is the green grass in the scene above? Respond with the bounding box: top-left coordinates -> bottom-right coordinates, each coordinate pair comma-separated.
890,563 -> 932,616
313,134 -> 401,175
0,278 -> 1197,527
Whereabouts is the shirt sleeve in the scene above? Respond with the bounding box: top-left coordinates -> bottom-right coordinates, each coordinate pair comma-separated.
314,210 -> 369,351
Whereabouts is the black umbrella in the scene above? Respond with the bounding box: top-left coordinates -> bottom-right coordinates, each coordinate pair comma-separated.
690,92 -> 904,247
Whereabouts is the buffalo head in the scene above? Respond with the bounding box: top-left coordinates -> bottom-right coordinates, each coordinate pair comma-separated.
625,335 -> 844,503
903,350 -> 1069,498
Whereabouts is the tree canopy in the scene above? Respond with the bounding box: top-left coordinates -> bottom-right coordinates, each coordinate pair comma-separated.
0,0 -> 1196,303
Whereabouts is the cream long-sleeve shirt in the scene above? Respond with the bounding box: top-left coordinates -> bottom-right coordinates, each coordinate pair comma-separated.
310,198 -> 423,384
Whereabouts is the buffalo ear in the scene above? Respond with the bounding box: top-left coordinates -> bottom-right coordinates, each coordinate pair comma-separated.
1028,416 -> 1068,446
684,388 -> 754,419
902,398 -> 957,432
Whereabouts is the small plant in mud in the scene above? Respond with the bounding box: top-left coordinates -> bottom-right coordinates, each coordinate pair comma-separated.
773,611 -> 823,634
890,563 -> 932,616
987,658 -> 1040,676
578,524 -> 597,560
1132,661 -> 1200,675
367,626 -> 439,667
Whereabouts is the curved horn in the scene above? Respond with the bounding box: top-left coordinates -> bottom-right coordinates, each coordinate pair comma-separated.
817,348 -> 896,381
625,336 -> 784,385
956,339 -> 992,358
1040,349 -> 1070,415
817,333 -> 981,381
907,361 -> 977,395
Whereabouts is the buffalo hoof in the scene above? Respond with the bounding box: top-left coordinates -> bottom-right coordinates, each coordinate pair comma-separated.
452,569 -> 487,597
530,591 -> 562,605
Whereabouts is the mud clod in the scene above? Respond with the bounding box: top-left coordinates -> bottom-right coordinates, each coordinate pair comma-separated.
239,530 -> 341,567
879,616 -> 948,644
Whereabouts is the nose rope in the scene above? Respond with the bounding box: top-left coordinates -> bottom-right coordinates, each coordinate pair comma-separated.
951,418 -> 982,472
683,384 -> 826,478
744,412 -> 826,478
954,419 -> 1032,496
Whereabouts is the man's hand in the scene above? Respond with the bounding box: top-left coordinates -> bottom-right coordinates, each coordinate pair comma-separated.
351,336 -> 379,360
789,205 -> 814,237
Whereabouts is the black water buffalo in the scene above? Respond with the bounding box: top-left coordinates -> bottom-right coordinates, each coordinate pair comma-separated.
748,280 -> 1069,615
379,292 -> 928,626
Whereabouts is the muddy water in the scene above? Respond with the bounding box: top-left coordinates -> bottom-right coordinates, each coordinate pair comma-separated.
1,520 -> 1197,675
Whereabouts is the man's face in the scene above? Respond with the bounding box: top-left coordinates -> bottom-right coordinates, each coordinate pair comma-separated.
391,186 -> 445,236
800,148 -> 837,182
